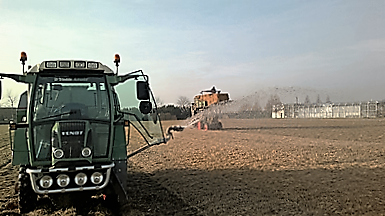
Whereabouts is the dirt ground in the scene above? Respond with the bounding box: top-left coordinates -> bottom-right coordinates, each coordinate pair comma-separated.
1,118 -> 385,215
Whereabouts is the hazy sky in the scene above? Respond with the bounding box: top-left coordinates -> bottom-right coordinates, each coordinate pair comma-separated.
0,0 -> 384,105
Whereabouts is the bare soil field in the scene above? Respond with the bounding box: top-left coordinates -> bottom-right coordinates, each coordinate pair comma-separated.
1,118 -> 385,215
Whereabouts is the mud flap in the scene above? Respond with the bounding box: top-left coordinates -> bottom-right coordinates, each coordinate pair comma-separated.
111,160 -> 128,205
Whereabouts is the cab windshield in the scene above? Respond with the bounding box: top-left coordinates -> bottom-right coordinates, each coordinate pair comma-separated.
32,76 -> 110,121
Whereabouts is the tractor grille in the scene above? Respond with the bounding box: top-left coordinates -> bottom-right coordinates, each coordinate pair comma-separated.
59,121 -> 86,158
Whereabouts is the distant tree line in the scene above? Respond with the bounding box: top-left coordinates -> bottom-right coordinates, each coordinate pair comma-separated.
157,104 -> 191,120
304,94 -> 331,105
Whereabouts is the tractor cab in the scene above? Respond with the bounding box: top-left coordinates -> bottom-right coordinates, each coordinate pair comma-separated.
5,58 -> 165,168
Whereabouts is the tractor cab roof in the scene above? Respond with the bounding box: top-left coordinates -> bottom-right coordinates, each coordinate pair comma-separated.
27,60 -> 114,74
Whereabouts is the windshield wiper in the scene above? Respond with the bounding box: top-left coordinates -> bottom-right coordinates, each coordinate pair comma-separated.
38,110 -> 78,120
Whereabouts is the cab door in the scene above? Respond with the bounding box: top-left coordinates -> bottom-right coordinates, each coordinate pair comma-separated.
113,70 -> 165,146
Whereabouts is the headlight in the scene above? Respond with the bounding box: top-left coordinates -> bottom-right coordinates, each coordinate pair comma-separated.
90,172 -> 103,184
74,173 -> 87,186
81,147 -> 92,157
57,174 -> 70,187
39,175 -> 53,189
53,149 -> 64,159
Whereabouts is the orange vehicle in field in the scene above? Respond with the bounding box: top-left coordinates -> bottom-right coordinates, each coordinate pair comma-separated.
191,86 -> 230,130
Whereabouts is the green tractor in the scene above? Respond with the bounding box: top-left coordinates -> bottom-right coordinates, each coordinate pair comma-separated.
1,52 -> 182,213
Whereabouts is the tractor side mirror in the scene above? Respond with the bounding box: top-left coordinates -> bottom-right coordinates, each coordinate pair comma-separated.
0,80 -> 2,100
136,81 -> 150,100
139,101 -> 152,114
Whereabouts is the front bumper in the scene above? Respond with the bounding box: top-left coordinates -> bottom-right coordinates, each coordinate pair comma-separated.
26,163 -> 114,194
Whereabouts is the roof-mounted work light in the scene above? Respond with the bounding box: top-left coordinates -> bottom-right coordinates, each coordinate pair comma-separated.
87,62 -> 99,69
74,61 -> 86,68
45,61 -> 57,68
59,61 -> 71,68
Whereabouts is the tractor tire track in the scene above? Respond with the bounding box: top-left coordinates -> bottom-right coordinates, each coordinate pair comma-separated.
122,168 -> 202,216
0,159 -> 11,169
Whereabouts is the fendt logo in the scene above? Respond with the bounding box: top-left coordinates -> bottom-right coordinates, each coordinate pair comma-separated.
61,131 -> 84,136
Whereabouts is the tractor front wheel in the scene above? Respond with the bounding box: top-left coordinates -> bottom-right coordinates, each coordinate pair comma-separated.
18,167 -> 37,214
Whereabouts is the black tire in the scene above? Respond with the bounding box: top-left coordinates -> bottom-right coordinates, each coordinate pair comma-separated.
103,192 -> 120,215
18,167 -> 37,214
207,121 -> 222,130
216,121 -> 223,130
